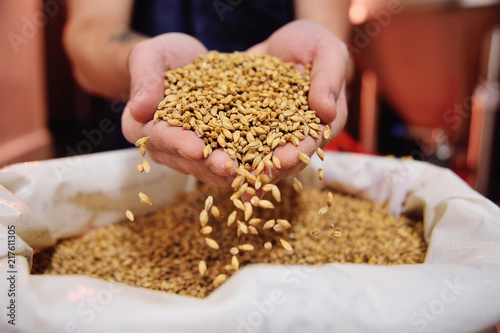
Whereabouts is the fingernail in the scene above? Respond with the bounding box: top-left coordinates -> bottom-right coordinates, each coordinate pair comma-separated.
329,92 -> 337,121
132,88 -> 142,101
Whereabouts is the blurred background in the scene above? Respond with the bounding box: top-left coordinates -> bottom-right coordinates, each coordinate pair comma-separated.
0,0 -> 499,203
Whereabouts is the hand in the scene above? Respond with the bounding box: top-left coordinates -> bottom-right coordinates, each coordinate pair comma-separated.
122,33 -> 239,186
247,19 -> 349,181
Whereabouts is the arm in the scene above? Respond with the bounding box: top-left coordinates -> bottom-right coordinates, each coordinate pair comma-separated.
63,0 -> 147,100
294,0 -> 352,43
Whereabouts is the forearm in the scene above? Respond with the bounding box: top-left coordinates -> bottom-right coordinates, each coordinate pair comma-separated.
294,0 -> 351,43
63,0 -> 147,100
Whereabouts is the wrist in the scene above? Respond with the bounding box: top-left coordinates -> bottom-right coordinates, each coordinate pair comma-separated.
111,30 -> 148,100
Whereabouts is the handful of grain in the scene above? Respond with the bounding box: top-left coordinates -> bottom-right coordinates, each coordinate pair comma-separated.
136,51 -> 332,249
154,51 -> 324,170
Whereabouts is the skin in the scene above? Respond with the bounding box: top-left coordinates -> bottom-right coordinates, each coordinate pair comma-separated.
64,0 -> 351,187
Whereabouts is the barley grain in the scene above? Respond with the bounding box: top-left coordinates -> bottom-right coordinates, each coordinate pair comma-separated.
205,237 -> 220,250
213,274 -> 227,286
138,192 -> 152,205
198,260 -> 207,276
200,226 -> 213,235
227,211 -> 237,227
199,209 -> 209,227
318,169 -> 324,181
280,238 -> 293,252
317,147 -> 324,161
317,207 -> 329,215
231,256 -> 239,270
210,205 -> 220,219
298,152 -> 311,165
204,196 -> 213,211
326,192 -> 334,207
238,244 -> 255,251
142,159 -> 151,173
135,136 -> 150,147
125,210 -> 134,221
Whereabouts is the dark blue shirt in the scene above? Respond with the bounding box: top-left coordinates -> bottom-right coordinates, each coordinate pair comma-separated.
131,0 -> 294,52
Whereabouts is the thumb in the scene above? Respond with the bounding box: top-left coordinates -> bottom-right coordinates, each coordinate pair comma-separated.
307,37 -> 349,125
127,40 -> 166,124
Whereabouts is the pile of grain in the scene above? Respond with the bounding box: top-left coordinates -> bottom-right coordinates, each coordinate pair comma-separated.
32,182 -> 427,298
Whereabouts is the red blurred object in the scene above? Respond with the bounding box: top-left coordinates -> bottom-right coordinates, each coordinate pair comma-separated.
324,130 -> 377,154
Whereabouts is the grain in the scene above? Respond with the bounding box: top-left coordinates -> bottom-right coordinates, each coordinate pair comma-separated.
258,200 -> 275,209
310,229 -> 321,237
263,219 -> 276,230
244,202 -> 253,221
135,136 -> 150,147
199,209 -> 209,227
293,177 -> 303,192
231,255 -> 240,270
271,185 -> 281,202
326,192 -> 334,207
198,260 -> 207,277
330,229 -> 342,238
248,218 -> 262,226
323,125 -> 331,140
213,274 -> 227,287
280,238 -> 294,252
204,196 -> 213,211
317,147 -> 324,161
298,152 -> 311,165
125,210 -> 134,222
203,145 -> 212,158
277,219 -> 292,229
238,244 -> 255,252
227,211 -> 237,227
200,226 -> 213,235
140,144 -> 147,157
210,205 -> 220,219
33,52 -> 427,299
317,207 -> 329,216
318,169 -> 324,181
156,51 -> 319,176
205,237 -> 219,250
33,183 -> 427,299
272,156 -> 282,169
138,192 -> 152,206
237,221 -> 249,234
142,159 -> 151,173
233,198 -> 245,211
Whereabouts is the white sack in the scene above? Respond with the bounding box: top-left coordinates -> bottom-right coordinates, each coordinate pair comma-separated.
0,148 -> 499,333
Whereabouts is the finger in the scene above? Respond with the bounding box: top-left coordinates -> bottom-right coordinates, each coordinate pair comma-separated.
147,149 -> 233,187
204,149 -> 238,177
272,136 -> 323,170
328,81 -> 348,139
307,37 -> 350,124
246,41 -> 268,54
143,121 -> 205,160
127,34 -> 208,124
121,102 -> 146,144
128,40 -> 166,123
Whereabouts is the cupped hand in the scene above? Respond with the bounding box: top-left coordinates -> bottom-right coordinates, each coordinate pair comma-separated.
247,19 -> 349,182
122,33 -> 236,186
